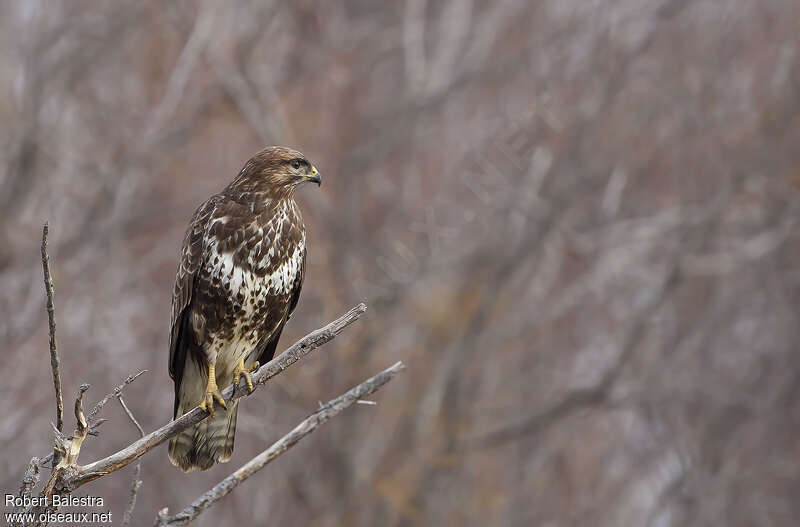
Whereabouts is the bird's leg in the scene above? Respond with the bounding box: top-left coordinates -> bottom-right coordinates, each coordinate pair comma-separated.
232,360 -> 259,394
199,362 -> 227,418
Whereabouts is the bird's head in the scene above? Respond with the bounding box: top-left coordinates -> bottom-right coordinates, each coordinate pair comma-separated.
229,146 -> 322,198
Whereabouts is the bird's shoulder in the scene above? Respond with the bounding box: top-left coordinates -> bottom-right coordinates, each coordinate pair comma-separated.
193,195 -> 304,280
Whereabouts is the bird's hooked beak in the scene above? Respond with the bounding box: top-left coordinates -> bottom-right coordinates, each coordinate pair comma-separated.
306,166 -> 322,186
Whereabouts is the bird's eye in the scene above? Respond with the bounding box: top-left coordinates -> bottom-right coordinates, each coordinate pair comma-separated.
290,159 -> 303,170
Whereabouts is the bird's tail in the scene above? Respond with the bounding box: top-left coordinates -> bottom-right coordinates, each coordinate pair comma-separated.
168,401 -> 238,472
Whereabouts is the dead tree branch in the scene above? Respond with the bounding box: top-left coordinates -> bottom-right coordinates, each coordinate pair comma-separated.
37,370 -> 147,467
118,395 -> 145,527
31,384 -> 92,524
121,464 -> 143,527
10,457 -> 41,525
86,370 -> 148,424
155,361 -> 406,526
118,396 -> 145,437
41,223 -> 63,437
42,303 -> 367,494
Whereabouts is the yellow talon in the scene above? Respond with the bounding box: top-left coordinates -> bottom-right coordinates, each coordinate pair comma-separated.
232,360 -> 259,394
200,363 -> 227,418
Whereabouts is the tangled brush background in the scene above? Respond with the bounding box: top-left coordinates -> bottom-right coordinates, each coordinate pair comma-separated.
1,1 -> 799,525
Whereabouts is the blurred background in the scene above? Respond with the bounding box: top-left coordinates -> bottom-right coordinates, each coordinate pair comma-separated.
1,1 -> 800,525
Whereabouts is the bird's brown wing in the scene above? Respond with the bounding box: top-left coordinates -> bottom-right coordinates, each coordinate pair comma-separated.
168,196 -> 220,405
254,245 -> 307,367
286,245 -> 306,320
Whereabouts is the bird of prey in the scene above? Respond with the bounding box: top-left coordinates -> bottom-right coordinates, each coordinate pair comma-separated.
167,146 -> 321,471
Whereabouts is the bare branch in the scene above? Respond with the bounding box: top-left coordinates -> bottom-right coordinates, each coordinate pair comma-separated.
118,396 -> 145,437
56,303 -> 367,491
18,457 -> 41,501
42,384 -> 90,498
10,457 -> 41,524
18,385 -> 93,526
155,361 -> 406,526
121,464 -> 143,527
86,369 -> 148,424
119,395 -> 145,527
37,370 -> 147,467
41,223 -> 63,438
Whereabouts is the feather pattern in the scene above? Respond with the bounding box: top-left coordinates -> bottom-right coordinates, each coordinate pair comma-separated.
167,146 -> 314,472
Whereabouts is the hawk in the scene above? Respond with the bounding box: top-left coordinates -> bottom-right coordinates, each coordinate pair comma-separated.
167,146 -> 321,471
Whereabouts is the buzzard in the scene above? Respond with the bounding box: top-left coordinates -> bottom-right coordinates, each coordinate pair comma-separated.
167,146 -> 321,471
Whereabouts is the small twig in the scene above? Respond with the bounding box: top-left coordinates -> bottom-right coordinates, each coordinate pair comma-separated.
86,369 -> 148,424
156,361 -> 406,526
41,223 -> 63,452
122,464 -> 143,527
118,396 -> 145,437
37,370 -> 147,467
119,395 -> 145,527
